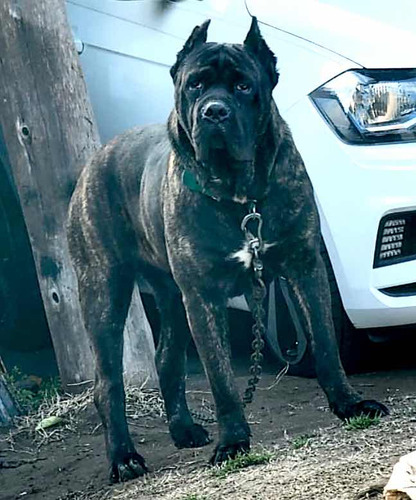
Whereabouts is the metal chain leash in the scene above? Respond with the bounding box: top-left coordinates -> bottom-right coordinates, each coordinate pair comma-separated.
242,275 -> 267,406
190,408 -> 216,424
240,201 -> 268,407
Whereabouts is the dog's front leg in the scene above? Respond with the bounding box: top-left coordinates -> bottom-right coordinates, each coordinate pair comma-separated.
285,250 -> 389,420
181,289 -> 251,465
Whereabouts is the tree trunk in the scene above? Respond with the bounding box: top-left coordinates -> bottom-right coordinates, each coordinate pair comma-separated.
0,0 -> 157,391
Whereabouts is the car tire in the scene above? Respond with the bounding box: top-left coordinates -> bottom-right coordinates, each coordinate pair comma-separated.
0,158 -> 50,351
266,243 -> 370,377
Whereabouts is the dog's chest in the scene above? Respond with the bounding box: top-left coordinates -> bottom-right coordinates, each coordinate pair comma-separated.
226,203 -> 280,272
228,240 -> 277,270
164,182 -> 284,285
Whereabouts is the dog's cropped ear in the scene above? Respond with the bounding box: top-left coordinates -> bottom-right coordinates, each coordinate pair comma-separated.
170,20 -> 211,80
244,17 -> 279,89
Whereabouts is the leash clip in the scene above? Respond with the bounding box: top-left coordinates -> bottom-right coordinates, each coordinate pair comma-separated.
241,201 -> 264,254
241,200 -> 265,282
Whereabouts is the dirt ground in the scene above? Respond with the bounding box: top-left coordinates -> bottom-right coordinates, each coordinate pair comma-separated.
1,344 -> 416,500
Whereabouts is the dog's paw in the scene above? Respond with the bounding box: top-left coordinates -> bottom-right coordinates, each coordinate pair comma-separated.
209,440 -> 250,466
332,399 -> 389,421
109,452 -> 148,484
171,422 -> 212,449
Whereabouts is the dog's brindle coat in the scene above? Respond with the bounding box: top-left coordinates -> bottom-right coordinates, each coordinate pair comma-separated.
67,19 -> 388,483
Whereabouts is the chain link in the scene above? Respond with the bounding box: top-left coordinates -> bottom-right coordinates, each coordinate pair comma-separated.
240,200 -> 268,406
242,276 -> 267,406
190,408 -> 216,424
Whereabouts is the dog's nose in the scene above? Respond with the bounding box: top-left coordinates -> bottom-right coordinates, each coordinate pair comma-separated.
201,102 -> 231,123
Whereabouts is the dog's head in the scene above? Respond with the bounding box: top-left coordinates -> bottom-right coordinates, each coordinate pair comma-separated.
169,17 -> 279,200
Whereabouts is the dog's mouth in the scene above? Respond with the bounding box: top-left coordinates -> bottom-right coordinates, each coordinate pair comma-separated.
201,146 -> 251,176
194,128 -> 252,167
207,131 -> 227,151
193,144 -> 254,200
191,123 -> 256,200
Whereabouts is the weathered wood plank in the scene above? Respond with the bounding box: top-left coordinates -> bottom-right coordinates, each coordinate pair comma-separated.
0,0 -> 157,390
0,376 -> 19,426
123,286 -> 158,387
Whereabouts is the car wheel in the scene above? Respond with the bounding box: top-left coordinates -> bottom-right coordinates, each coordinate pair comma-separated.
0,180 -> 20,338
0,159 -> 50,351
266,243 -> 370,377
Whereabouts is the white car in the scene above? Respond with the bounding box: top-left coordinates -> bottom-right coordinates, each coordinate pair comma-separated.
66,0 -> 416,373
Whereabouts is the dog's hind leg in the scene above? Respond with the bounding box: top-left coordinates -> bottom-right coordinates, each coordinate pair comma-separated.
67,167 -> 147,483
78,263 -> 148,483
154,289 -> 211,449
284,248 -> 389,420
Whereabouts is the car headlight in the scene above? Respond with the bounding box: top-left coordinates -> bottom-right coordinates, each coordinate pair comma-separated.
310,69 -> 416,144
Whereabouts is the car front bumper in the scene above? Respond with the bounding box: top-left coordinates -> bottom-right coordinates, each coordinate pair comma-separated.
285,96 -> 416,329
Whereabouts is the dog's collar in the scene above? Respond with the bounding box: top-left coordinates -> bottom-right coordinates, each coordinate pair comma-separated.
182,169 -> 258,207
181,169 -> 221,201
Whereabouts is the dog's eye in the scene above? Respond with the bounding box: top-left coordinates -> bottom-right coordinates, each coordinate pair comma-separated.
189,81 -> 203,91
235,83 -> 251,93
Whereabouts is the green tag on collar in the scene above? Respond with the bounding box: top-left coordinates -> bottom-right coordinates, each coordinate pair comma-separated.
182,169 -> 204,194
181,169 -> 259,206
182,169 -> 220,201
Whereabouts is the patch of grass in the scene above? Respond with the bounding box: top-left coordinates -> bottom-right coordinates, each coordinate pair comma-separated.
4,367 -> 61,413
212,450 -> 274,478
344,413 -> 381,431
3,378 -> 165,450
292,433 -> 314,450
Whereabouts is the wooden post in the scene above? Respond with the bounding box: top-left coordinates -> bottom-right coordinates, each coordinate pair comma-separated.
0,376 -> 19,426
0,0 -> 157,390
0,356 -> 19,426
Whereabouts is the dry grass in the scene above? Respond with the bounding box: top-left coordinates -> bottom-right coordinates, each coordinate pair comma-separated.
3,382 -> 416,500
2,388 -> 93,450
1,383 -> 165,452
99,395 -> 416,500
125,384 -> 165,421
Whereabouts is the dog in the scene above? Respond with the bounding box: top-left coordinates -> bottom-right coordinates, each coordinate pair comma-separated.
67,18 -> 388,483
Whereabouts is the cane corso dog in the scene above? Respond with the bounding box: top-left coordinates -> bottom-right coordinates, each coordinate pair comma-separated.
67,18 -> 388,483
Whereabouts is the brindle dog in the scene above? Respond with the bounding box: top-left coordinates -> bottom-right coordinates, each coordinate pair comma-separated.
67,18 -> 388,483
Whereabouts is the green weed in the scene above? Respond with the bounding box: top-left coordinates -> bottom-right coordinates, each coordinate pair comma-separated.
4,367 -> 61,413
212,450 -> 273,478
344,413 -> 381,431
292,434 -> 314,449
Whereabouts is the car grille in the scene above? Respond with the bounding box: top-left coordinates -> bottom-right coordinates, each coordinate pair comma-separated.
379,282 -> 416,297
374,211 -> 416,268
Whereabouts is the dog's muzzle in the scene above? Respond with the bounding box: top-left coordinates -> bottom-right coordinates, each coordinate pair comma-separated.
193,98 -> 253,167
200,101 -> 231,124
